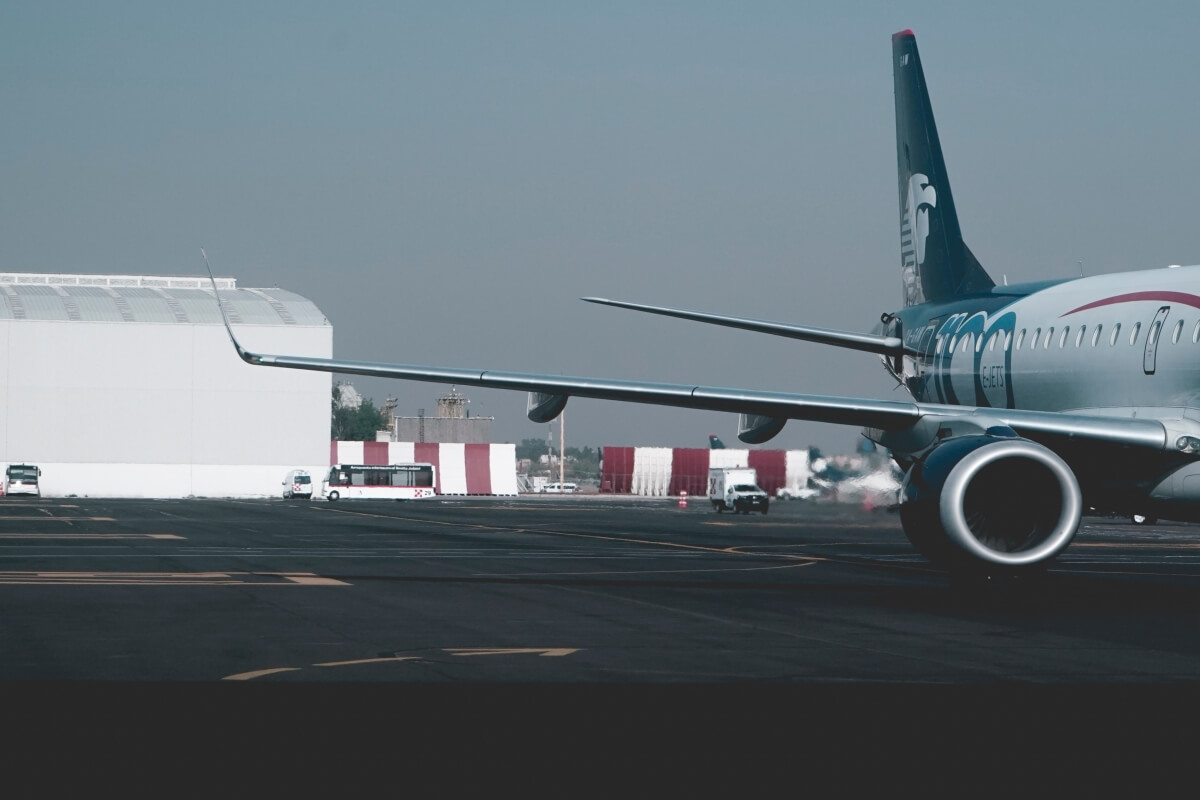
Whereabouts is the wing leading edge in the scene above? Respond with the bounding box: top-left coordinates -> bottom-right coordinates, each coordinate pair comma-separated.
204,255 -> 1166,452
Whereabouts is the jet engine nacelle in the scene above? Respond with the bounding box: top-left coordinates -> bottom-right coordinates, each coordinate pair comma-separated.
899,430 -> 1082,570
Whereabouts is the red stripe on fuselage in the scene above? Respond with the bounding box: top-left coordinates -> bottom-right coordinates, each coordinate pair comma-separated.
1061,291 -> 1200,317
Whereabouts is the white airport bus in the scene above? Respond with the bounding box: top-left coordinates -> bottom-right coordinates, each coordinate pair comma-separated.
4,464 -> 41,497
322,463 -> 437,501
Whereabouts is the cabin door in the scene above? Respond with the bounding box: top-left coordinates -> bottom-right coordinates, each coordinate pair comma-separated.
1144,305 -> 1171,375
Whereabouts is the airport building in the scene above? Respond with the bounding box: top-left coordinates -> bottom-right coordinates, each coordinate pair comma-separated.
0,272 -> 332,498
387,387 -> 494,444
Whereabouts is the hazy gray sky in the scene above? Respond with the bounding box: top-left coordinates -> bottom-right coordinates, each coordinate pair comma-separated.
4,2 -> 1199,454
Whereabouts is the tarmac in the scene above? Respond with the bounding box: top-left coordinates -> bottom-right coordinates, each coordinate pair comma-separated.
2,493 -> 1197,789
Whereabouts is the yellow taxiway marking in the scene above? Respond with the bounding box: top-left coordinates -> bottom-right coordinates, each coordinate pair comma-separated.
315,503 -> 516,533
281,574 -> 351,586
0,570 -> 350,586
0,516 -> 115,522
447,648 -> 579,657
0,533 -> 184,539
321,504 -> 819,561
223,648 -> 581,680
485,560 -> 818,580
223,667 -> 303,681
315,656 -> 421,668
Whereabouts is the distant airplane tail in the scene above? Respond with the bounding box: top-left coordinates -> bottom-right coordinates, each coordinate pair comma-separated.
708,434 -> 726,449
893,30 -> 994,308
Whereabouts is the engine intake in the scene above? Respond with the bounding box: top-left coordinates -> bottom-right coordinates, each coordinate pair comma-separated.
900,434 -> 1082,569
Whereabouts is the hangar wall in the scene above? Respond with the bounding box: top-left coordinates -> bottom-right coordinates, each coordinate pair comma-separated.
0,278 -> 332,498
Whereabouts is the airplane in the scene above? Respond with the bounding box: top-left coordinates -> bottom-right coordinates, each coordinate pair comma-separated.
206,29 -> 1200,581
709,434 -> 726,450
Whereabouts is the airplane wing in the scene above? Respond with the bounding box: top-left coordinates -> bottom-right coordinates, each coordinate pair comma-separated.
219,336 -> 1168,449
581,297 -> 910,359
202,255 -> 1167,451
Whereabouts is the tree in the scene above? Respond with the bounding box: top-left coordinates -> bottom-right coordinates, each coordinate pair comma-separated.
564,446 -> 600,481
332,385 -> 389,441
516,438 -> 549,461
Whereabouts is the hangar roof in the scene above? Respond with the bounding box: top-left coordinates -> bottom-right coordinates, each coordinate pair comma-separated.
0,273 -> 328,326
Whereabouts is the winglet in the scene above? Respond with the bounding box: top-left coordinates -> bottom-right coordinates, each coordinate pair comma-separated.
202,248 -> 261,365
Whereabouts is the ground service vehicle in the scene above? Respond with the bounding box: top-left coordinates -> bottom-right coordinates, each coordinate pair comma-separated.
540,482 -> 578,493
708,467 -> 769,515
4,464 -> 41,497
282,469 -> 313,499
322,463 -> 436,501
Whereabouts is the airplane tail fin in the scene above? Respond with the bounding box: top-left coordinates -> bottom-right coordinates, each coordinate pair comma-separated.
893,30 -> 994,307
709,434 -> 726,449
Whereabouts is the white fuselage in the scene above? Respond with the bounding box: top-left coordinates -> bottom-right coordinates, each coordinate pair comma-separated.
913,265 -> 1200,415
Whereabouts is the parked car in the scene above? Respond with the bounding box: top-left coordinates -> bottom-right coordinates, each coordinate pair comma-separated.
540,482 -> 578,494
282,469 -> 313,500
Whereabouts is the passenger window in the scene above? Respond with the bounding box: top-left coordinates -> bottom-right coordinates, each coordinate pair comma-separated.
1092,325 -> 1102,347
1059,327 -> 1069,348
1129,322 -> 1141,345
962,333 -> 973,353
948,335 -> 958,353
936,336 -> 945,354
987,332 -> 997,351
1015,329 -> 1025,350
976,332 -> 985,353
1032,329 -> 1041,350
1111,323 -> 1121,346
1076,325 -> 1086,347
1043,327 -> 1054,349
1173,320 -> 1184,344
1149,320 -> 1161,346
1004,331 -> 1012,351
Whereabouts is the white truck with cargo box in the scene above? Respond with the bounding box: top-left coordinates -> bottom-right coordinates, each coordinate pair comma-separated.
708,467 -> 769,515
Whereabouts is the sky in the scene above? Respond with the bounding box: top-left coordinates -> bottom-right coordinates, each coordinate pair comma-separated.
3,2 -> 1200,455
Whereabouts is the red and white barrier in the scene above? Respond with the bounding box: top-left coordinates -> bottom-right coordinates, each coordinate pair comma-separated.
601,446 -> 812,497
330,441 -> 518,496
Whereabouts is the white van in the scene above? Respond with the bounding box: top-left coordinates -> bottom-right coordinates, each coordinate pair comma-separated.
540,482 -> 578,494
282,469 -> 313,500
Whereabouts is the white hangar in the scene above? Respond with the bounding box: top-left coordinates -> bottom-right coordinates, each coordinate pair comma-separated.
0,272 -> 332,498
